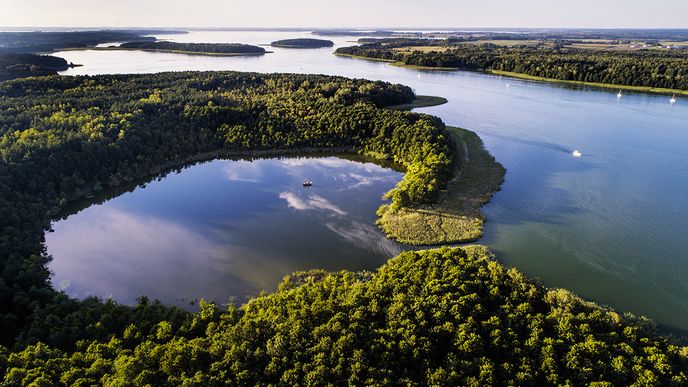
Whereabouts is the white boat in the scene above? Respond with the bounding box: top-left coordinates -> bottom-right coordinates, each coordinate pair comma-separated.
303,181 -> 313,187
617,90 -> 623,98
670,94 -> 677,104
572,150 -> 582,158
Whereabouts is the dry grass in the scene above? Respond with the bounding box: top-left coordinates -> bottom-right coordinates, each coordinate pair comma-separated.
378,127 -> 505,246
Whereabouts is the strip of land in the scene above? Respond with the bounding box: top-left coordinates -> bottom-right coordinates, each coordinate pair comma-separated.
490,70 -> 688,96
335,40 -> 688,96
62,46 -> 270,57
386,95 -> 448,110
336,53 -> 460,71
377,126 -> 506,245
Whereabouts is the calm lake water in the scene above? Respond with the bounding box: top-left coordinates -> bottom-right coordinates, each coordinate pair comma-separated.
50,30 -> 688,333
46,156 -> 404,308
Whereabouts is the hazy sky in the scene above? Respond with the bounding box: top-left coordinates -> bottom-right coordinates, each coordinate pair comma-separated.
2,0 -> 687,29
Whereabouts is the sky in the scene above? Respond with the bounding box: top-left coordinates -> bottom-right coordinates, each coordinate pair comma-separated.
1,0 -> 687,29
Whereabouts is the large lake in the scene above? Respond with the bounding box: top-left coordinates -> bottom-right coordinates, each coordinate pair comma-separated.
50,30 -> 688,333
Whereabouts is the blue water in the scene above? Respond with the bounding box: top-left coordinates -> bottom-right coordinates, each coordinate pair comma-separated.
47,157 -> 403,308
50,30 -> 688,333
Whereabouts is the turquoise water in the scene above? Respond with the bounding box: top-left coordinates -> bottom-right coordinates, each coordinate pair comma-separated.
50,30 -> 688,333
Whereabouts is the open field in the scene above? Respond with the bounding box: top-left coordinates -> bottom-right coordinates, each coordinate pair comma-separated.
377,126 -> 506,245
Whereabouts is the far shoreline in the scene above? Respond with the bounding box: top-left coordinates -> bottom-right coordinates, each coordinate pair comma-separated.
335,53 -> 688,96
60,46 -> 272,57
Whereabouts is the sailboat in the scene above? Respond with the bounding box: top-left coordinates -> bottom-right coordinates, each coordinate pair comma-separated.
670,94 -> 677,104
617,90 -> 623,98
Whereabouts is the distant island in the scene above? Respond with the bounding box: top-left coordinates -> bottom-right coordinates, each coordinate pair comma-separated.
114,41 -> 267,56
271,38 -> 334,48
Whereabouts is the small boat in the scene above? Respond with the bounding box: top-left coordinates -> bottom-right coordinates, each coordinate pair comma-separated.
303,181 -> 313,187
572,150 -> 582,158
670,94 -> 677,104
617,90 -> 623,98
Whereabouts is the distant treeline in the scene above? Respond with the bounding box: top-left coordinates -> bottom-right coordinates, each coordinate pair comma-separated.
337,41 -> 688,91
0,30 -> 163,54
0,54 -> 70,81
119,41 -> 266,54
316,29 -> 688,41
313,30 -> 397,37
271,38 -> 334,48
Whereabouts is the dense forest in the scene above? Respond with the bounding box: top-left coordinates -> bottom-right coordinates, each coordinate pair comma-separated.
0,54 -> 71,81
2,247 -> 687,385
0,30 -> 165,54
336,41 -> 688,91
0,71 -> 686,384
271,38 -> 335,48
0,71 -> 451,350
119,41 -> 266,54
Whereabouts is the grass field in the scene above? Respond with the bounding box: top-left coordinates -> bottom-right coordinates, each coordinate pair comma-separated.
377,126 -> 506,246
490,70 -> 688,96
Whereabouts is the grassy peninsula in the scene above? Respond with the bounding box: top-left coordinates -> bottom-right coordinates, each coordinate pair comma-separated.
378,126 -> 505,245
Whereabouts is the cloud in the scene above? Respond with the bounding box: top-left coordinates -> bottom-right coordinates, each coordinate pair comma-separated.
325,221 -> 403,257
279,157 -> 353,169
279,191 -> 347,216
222,161 -> 263,183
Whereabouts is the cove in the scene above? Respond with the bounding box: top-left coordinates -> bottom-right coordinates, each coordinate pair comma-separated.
46,156 -> 404,309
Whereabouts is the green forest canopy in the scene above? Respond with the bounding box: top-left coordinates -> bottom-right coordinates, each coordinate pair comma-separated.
2,247 -> 687,385
336,40 -> 688,91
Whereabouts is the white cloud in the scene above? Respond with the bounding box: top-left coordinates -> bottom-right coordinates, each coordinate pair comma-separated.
325,221 -> 403,257
222,161 -> 262,183
279,191 -> 347,216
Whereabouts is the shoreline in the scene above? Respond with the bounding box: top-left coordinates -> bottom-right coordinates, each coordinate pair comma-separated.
489,70 -> 688,96
336,53 -> 687,96
377,125 -> 506,246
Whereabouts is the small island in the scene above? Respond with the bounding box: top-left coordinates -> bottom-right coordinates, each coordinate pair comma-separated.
271,38 -> 334,49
